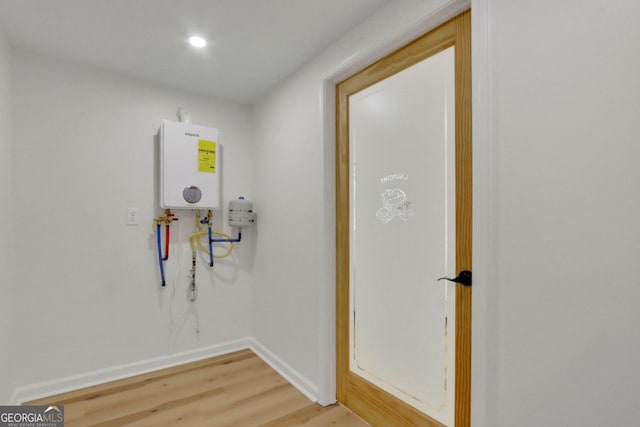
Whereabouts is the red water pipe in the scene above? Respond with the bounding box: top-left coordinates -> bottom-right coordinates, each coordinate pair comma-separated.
163,210 -> 177,261
163,224 -> 170,261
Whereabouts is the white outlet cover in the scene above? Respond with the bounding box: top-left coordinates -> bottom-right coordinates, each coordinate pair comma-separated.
126,207 -> 140,225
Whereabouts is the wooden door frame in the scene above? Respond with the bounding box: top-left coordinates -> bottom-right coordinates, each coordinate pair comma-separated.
336,10 -> 471,427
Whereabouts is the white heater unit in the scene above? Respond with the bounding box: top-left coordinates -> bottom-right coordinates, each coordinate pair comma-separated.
160,119 -> 221,209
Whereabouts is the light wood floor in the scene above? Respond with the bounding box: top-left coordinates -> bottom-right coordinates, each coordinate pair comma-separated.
25,349 -> 369,427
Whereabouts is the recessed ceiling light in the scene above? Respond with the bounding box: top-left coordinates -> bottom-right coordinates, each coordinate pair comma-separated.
188,36 -> 207,48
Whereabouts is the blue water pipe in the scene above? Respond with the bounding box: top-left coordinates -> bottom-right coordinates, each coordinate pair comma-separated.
156,222 -> 166,286
209,232 -> 242,266
201,212 -> 242,266
211,232 -> 242,243
207,224 -> 214,267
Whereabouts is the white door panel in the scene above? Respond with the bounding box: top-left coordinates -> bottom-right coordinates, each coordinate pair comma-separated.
349,46 -> 456,426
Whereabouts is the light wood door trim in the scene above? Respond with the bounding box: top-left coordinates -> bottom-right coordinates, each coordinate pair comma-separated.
454,10 -> 472,427
336,10 -> 472,427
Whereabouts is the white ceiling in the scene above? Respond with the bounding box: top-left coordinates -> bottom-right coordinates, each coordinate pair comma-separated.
0,0 -> 389,103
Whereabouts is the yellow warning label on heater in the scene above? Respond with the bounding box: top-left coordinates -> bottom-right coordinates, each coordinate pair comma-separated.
198,140 -> 216,174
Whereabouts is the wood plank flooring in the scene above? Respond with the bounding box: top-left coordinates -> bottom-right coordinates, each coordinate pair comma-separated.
24,349 -> 369,427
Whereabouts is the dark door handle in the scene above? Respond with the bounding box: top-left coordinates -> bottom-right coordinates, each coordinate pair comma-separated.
438,270 -> 472,287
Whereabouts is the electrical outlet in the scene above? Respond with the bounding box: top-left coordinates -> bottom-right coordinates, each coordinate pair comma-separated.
126,207 -> 140,225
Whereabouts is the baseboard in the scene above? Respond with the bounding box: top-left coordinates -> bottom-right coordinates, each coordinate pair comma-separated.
9,337 -> 320,405
248,338 -> 318,402
9,338 -> 251,405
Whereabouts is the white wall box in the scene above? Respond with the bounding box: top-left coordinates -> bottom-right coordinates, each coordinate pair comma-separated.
160,119 -> 221,209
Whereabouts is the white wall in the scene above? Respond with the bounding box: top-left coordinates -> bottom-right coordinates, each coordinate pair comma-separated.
0,27 -> 14,404
7,49 -> 254,402
251,0 -> 469,404
253,0 -> 640,424
473,0 -> 640,426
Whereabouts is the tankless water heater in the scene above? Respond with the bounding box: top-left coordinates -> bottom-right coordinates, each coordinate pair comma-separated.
160,119 -> 221,209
